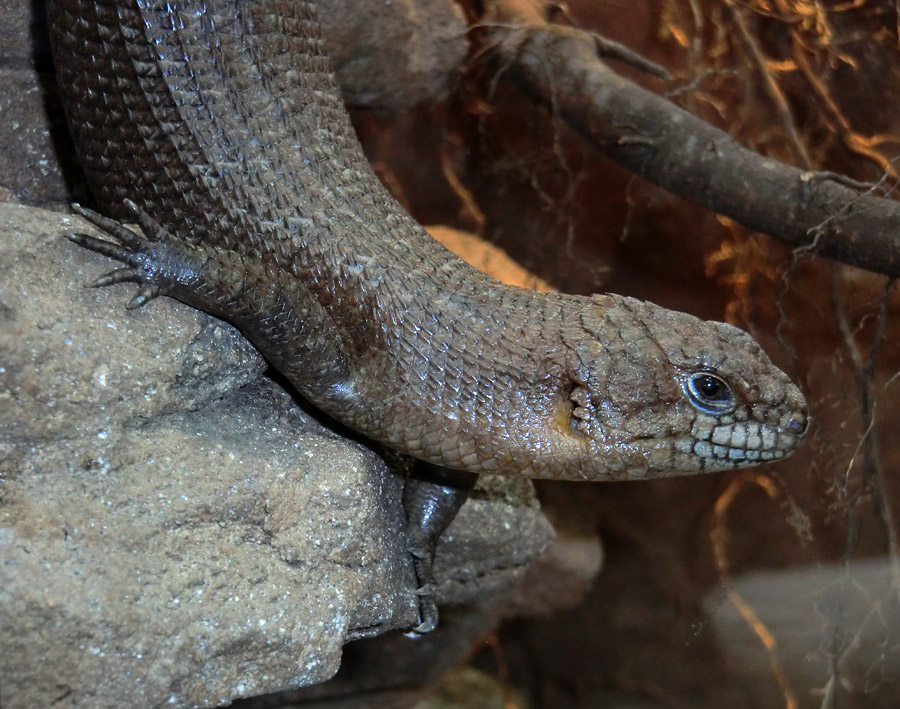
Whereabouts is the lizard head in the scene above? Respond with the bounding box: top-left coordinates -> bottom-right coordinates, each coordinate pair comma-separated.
561,295 -> 808,478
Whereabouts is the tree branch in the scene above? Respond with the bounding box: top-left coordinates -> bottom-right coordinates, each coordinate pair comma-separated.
478,1 -> 900,278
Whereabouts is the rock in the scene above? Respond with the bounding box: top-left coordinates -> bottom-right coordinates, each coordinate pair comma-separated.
707,559 -> 900,708
317,0 -> 466,113
0,0 -> 81,209
232,500 -> 600,709
0,203 -> 555,708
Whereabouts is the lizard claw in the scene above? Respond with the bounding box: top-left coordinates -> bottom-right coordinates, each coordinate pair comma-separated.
127,284 -> 162,309
406,594 -> 439,636
71,203 -> 147,249
88,266 -> 142,288
123,198 -> 167,243
65,230 -> 143,266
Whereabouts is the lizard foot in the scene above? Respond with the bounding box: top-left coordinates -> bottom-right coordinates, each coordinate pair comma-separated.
67,201 -> 204,309
402,465 -> 477,635
405,548 -> 439,636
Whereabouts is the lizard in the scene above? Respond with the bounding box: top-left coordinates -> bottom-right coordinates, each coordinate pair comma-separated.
47,0 -> 809,633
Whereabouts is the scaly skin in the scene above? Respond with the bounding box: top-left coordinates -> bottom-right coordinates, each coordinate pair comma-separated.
48,0 -> 807,483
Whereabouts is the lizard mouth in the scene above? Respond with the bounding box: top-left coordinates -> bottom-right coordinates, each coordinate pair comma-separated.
688,417 -> 806,465
691,439 -> 787,464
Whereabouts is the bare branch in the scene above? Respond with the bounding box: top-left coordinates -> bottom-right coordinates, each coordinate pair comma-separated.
478,1 -> 900,278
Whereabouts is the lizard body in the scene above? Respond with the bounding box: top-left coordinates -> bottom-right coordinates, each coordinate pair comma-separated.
48,0 -> 807,630
48,0 -> 806,478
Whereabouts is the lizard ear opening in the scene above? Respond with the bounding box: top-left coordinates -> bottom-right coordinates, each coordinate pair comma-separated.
567,381 -> 591,437
683,372 -> 736,415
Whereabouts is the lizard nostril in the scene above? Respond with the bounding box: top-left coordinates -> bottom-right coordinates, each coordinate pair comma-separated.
787,415 -> 807,435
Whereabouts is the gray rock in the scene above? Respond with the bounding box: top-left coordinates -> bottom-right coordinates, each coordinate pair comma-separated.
0,0 -> 79,209
0,203 -> 555,708
245,531 -> 602,709
707,559 -> 900,708
317,0 -> 466,113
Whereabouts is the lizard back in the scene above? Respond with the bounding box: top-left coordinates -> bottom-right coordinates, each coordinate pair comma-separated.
49,0 -> 809,480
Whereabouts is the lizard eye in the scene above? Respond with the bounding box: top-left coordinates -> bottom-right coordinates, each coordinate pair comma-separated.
684,372 -> 736,415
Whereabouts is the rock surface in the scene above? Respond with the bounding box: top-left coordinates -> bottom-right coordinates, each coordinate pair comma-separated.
0,0 -> 82,209
0,204 -> 556,708
707,559 -> 900,707
317,0 -> 466,113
